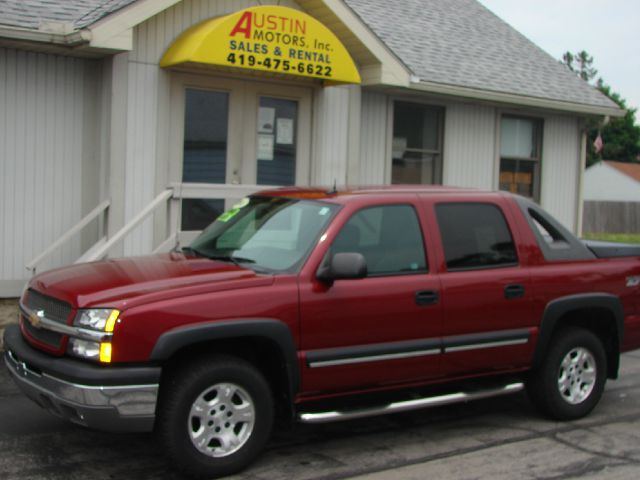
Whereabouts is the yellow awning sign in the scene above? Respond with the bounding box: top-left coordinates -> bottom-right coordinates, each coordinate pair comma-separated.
160,6 -> 361,85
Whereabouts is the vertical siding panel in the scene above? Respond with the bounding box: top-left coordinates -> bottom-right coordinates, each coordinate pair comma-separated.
312,86 -> 349,185
34,54 -> 47,269
5,50 -> 18,278
541,116 -> 580,231
443,103 -> 496,189
123,63 -> 158,256
23,53 -> 37,272
0,48 -> 94,294
0,49 -> 6,280
359,91 -> 388,184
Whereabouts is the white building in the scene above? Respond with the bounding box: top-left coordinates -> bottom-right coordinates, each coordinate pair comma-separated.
584,161 -> 640,202
0,0 -> 622,297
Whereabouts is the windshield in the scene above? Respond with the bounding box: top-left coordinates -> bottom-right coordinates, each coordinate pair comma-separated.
188,196 -> 338,273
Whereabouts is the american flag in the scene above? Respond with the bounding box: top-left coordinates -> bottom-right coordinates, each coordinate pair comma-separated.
593,132 -> 604,154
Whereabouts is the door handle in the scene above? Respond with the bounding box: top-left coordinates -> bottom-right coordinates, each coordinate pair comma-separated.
416,290 -> 439,306
504,284 -> 525,299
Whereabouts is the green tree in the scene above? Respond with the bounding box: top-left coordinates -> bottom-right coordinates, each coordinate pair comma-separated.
561,51 -> 640,165
562,50 -> 598,82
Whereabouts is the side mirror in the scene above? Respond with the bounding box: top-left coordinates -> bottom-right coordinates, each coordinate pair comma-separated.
317,252 -> 367,282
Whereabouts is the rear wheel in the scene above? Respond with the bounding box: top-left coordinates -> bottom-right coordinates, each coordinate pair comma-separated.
157,355 -> 274,478
527,327 -> 607,420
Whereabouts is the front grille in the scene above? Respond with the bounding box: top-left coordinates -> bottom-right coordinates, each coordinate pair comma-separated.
23,289 -> 72,349
26,289 -> 72,324
22,314 -> 64,349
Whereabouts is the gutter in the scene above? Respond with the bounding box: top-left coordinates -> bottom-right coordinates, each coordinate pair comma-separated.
409,78 -> 624,118
0,24 -> 91,47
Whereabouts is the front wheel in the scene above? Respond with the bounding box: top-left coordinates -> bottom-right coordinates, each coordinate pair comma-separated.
157,355 -> 274,478
526,327 -> 607,420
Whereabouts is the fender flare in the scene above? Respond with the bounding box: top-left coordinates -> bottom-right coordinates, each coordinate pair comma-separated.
150,318 -> 299,396
533,293 -> 624,375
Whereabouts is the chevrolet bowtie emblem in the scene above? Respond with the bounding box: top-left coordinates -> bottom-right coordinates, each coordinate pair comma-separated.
28,310 -> 45,329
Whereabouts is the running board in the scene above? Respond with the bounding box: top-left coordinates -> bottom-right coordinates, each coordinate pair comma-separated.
297,382 -> 524,424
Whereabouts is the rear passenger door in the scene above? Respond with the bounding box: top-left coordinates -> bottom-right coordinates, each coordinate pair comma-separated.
426,198 -> 535,376
299,199 -> 442,394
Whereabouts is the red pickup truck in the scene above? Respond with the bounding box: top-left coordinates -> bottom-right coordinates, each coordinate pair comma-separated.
4,186 -> 640,477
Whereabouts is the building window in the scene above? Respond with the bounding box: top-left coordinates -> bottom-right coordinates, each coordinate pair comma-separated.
391,101 -> 444,185
499,116 -> 542,200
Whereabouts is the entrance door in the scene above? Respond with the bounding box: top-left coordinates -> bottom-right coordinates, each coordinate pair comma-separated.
171,75 -> 312,232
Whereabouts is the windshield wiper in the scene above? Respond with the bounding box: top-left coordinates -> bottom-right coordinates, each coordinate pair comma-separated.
207,255 -> 256,266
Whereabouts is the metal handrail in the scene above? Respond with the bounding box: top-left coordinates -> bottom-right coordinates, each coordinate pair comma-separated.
26,199 -> 111,274
82,189 -> 174,262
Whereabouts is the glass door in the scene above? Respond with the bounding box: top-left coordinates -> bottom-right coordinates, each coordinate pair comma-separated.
256,97 -> 298,186
173,76 -> 312,232
181,88 -> 229,230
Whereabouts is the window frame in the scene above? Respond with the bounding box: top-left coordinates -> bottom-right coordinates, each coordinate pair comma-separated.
389,99 -> 445,185
435,202 -> 520,273
329,203 -> 430,277
498,114 -> 543,202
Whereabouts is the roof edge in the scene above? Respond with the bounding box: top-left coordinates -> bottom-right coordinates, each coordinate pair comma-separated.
0,24 -> 89,46
410,79 -> 625,117
85,0 -> 181,50
316,0 -> 411,87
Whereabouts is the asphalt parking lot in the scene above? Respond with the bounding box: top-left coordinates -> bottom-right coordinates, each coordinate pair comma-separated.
1,351 -> 640,480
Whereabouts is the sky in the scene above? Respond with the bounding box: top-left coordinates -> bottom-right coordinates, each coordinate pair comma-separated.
477,0 -> 640,114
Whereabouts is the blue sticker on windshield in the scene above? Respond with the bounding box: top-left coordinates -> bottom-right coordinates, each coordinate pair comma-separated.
319,207 -> 330,216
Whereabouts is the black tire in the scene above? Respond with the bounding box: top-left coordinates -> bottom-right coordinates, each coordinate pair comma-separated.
157,355 -> 274,478
526,327 -> 607,420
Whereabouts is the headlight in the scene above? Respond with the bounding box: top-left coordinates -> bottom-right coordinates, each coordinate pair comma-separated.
70,309 -> 119,363
69,339 -> 101,360
74,309 -> 119,332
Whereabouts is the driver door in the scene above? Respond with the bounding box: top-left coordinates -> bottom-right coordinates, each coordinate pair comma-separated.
298,199 -> 442,395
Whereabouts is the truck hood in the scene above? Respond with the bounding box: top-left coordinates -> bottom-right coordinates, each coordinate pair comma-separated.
29,252 -> 273,309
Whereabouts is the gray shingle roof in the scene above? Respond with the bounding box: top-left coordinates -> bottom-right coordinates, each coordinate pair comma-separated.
344,0 -> 618,109
0,0 -> 135,30
0,0 -> 620,111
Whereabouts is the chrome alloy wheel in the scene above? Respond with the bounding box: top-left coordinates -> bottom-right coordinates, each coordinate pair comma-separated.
188,382 -> 256,457
557,347 -> 597,405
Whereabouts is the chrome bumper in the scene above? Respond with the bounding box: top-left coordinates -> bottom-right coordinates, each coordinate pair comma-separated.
4,349 -> 158,432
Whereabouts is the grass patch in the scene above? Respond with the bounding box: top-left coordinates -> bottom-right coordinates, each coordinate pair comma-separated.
582,233 -> 640,244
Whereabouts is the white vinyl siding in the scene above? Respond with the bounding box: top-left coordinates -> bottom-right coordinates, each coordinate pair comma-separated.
443,103 -> 496,189
540,115 -> 581,231
584,163 -> 640,201
358,91 -> 389,184
311,85 -> 352,185
0,48 -> 98,295
123,63 -> 160,256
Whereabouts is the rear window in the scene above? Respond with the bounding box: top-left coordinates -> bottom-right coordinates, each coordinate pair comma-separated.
435,203 -> 518,271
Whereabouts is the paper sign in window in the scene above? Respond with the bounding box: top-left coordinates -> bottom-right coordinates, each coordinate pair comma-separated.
276,118 -> 294,145
257,134 -> 274,161
258,107 -> 275,133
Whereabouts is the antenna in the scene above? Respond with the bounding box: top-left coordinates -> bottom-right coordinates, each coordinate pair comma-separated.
328,179 -> 337,195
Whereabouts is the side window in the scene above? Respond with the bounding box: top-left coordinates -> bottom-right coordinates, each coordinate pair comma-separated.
332,205 -> 427,276
528,208 -> 570,250
436,203 -> 518,271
